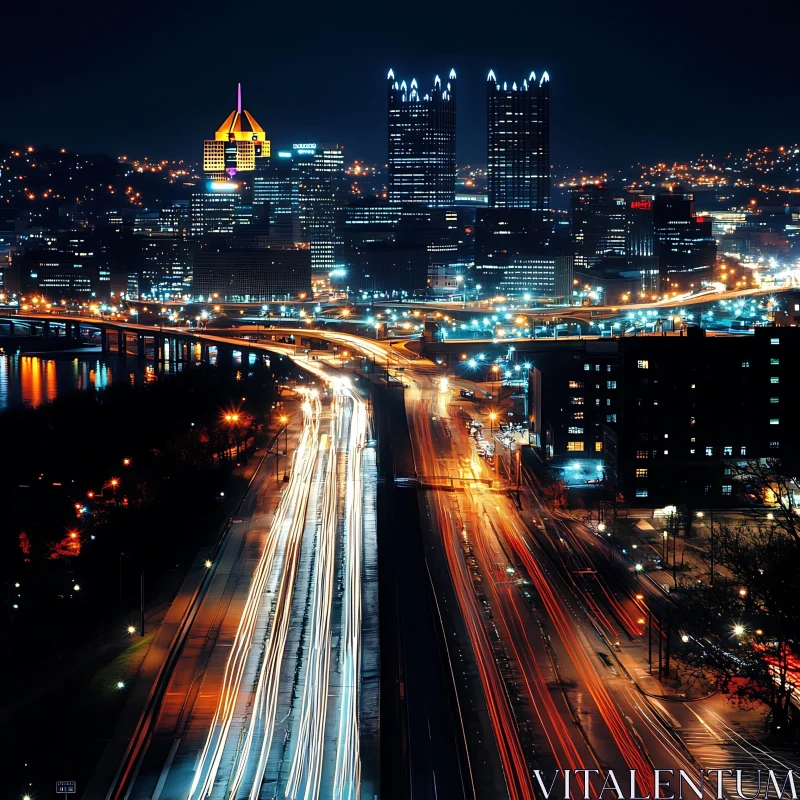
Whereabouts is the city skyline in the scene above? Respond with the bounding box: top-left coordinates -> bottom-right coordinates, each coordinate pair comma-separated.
6,1 -> 800,173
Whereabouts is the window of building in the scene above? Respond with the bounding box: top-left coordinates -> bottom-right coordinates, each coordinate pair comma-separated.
637,360 -> 649,369
664,434 -> 669,439
742,361 -> 750,368
690,449 -> 695,454
690,417 -> 696,426
740,446 -> 747,456
606,414 -> 617,423
584,364 -> 591,371
567,441 -> 585,452
770,418 -> 779,425
722,485 -> 732,496
568,426 -> 584,434
595,365 -> 601,372
705,446 -> 713,456
636,488 -> 648,498
770,377 -> 779,384
572,411 -> 584,420
690,437 -> 696,443
606,398 -> 611,406
635,468 -> 648,478
770,358 -> 779,365
723,446 -> 733,456
770,441 -> 779,449
653,400 -> 659,406
568,381 -> 584,389
595,398 -> 601,406
595,442 -> 603,452
690,384 -> 696,389
636,450 -> 647,459
571,397 -> 584,405
771,337 -> 779,345
771,397 -> 779,404
607,381 -> 617,389
607,365 -> 612,372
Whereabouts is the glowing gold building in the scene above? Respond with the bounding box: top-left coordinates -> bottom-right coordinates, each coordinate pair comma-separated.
203,83 -> 270,177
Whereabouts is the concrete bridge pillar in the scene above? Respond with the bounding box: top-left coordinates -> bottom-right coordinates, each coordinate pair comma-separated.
43,320 -> 51,337
200,343 -> 209,364
155,334 -> 165,363
216,346 -> 233,369
137,334 -> 146,360
100,328 -> 109,351
117,330 -> 127,357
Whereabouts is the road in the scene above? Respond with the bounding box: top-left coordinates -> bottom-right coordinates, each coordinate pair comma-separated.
95,372 -> 377,799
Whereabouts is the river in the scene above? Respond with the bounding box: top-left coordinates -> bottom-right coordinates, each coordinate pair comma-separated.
0,349 -> 168,410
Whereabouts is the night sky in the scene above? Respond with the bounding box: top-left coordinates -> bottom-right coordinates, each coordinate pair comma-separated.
7,1 -> 799,172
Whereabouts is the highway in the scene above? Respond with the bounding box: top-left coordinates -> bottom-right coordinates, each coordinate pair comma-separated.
51,315 -> 797,799
97,369 -> 375,799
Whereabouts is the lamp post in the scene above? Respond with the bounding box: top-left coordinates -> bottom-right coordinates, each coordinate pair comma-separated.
489,412 -> 497,437
278,414 -> 289,481
697,510 -> 715,585
491,364 -> 500,399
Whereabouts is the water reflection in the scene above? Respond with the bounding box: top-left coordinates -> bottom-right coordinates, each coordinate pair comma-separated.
0,352 -> 174,411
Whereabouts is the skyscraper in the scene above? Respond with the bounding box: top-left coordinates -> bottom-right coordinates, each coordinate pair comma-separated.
486,70 -> 550,214
295,143 -> 345,274
475,70 -> 555,297
203,84 -> 270,178
387,69 -> 456,207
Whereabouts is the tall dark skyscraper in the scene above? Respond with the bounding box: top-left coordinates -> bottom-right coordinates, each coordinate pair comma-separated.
387,69 -> 456,207
476,70 -> 563,297
486,70 -> 550,214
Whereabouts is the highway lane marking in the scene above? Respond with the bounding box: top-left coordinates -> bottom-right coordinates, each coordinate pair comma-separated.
151,737 -> 181,800
684,705 -> 724,744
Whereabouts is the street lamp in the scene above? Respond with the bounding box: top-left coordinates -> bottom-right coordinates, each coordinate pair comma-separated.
597,522 -> 606,533
278,415 -> 289,480
489,412 -> 498,436
733,624 -> 745,637
127,625 -> 135,636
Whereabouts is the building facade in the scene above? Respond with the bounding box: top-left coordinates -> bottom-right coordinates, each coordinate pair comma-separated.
387,69 -> 456,207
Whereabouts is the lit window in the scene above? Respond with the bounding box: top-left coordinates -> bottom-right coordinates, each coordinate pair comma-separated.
572,411 -> 584,420
770,418 -> 779,425
690,417 -> 696,426
771,337 -> 779,345
607,381 -> 617,389
635,468 -> 648,478
705,446 -> 713,456
690,384 -> 696,389
770,358 -> 779,365
770,377 -> 779,384
723,446 -> 733,456
770,441 -> 779,449
595,398 -> 601,406
636,489 -> 648,498
606,414 -> 617,423
568,381 -> 584,389
663,450 -> 669,455
636,450 -> 647,459
637,360 -> 649,369
722,485 -> 732,496
567,441 -> 585,452
740,446 -> 746,456
771,397 -> 779,404
690,437 -> 696,443
571,397 -> 584,405
595,442 -> 603,452
690,449 -> 695,454
568,426 -> 584,434
741,361 -> 750,368
584,364 -> 591,371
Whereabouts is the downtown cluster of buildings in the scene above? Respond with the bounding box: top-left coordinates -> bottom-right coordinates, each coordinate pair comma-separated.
3,75 -> 800,304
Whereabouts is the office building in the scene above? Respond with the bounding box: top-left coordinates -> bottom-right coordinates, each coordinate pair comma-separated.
486,70 -> 550,214
203,84 -> 270,178
191,246 -> 311,302
190,180 -> 245,241
571,185 -> 626,270
497,254 -> 573,300
475,70 -> 552,295
526,327 -> 800,508
294,142 -> 345,274
653,191 -> 716,284
387,69 -> 456,207
254,151 -> 301,242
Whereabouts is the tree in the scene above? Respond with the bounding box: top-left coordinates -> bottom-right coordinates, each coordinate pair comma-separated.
729,458 -> 800,544
673,520 -> 799,736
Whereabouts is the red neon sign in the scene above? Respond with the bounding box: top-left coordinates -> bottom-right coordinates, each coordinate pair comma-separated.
630,200 -> 652,210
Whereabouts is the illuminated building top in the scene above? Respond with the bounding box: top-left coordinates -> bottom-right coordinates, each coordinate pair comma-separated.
203,83 -> 270,176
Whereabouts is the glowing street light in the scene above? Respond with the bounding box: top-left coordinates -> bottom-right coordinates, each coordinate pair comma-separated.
127,625 -> 136,635
116,681 -> 125,690
597,522 -> 606,533
122,458 -> 131,467
681,634 -> 690,643
733,624 -> 745,637
204,559 -> 212,569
